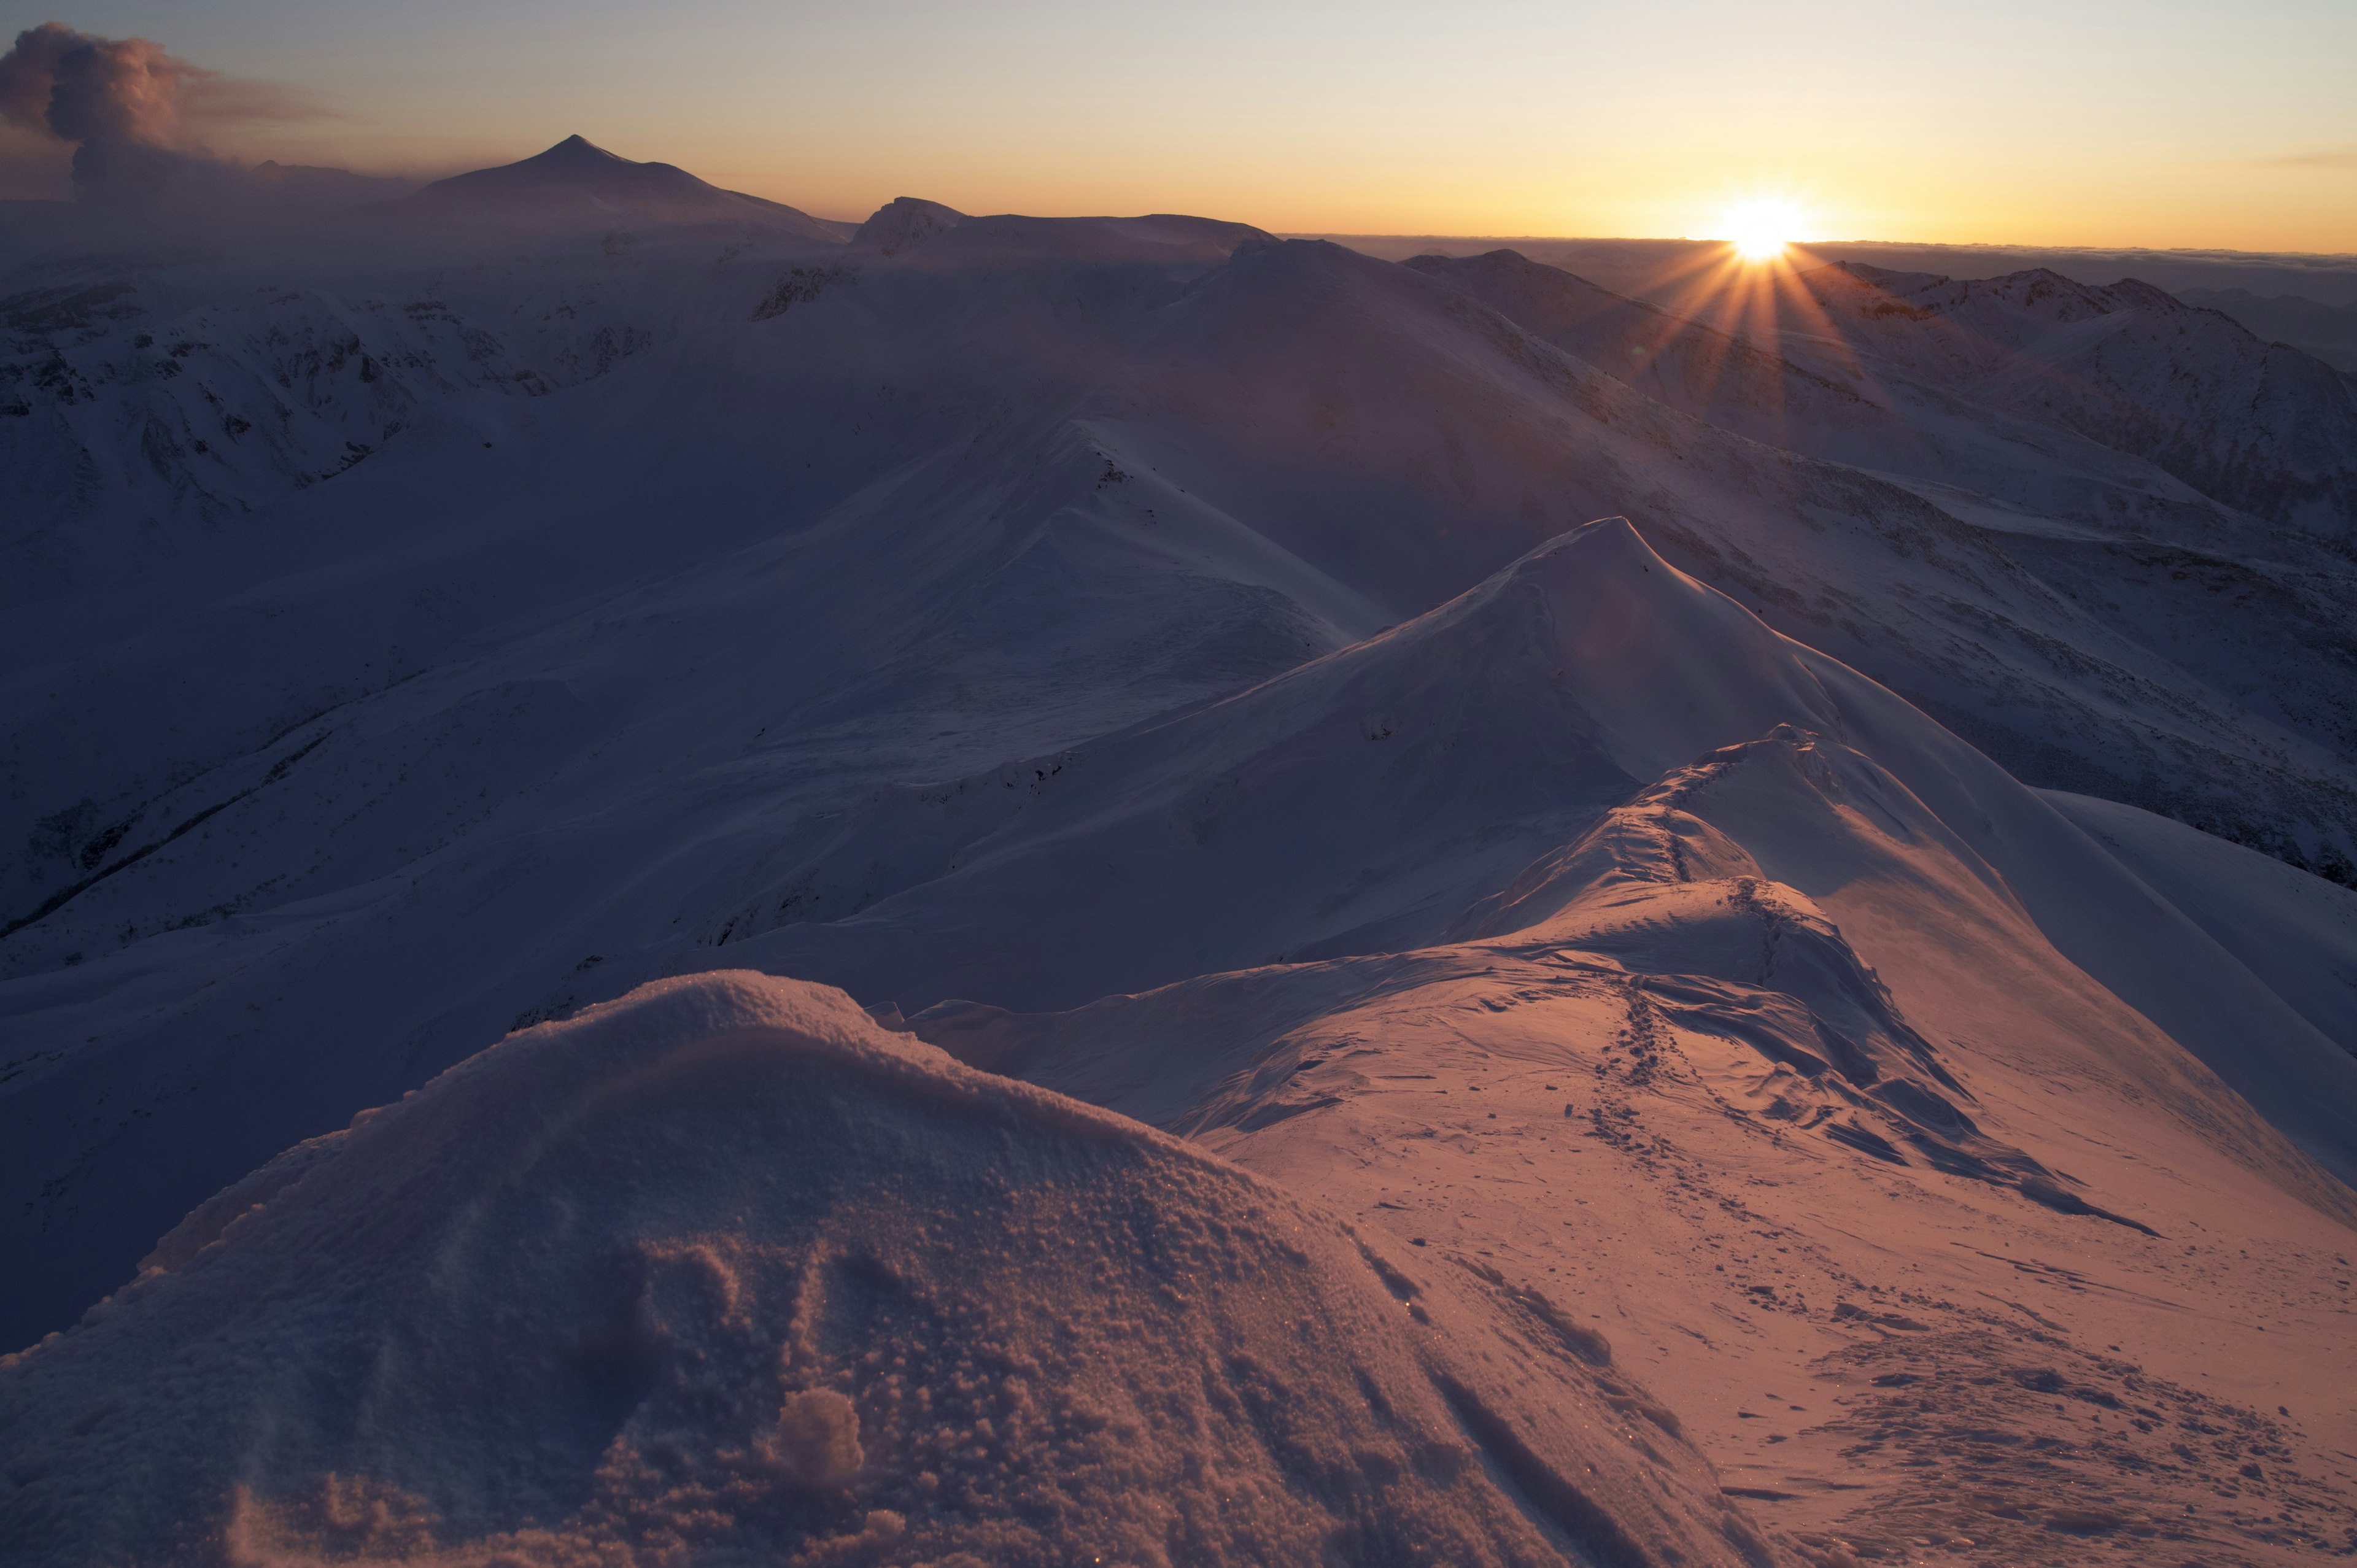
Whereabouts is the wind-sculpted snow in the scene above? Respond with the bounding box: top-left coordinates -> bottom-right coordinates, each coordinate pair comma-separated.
4,156 -> 2357,1568
4,168 -> 2357,1568
907,725 -> 2357,1564
0,972 -> 1787,1568
732,519 -> 2357,1191
721,517 -> 1784,1008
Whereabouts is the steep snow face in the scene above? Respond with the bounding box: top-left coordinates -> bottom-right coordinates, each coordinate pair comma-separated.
852,195 -> 964,255
0,972 -> 1784,1568
2183,287 -> 2357,374
1795,263 -> 2357,539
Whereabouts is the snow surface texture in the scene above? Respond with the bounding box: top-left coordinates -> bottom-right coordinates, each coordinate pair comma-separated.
729,519 -> 2357,1196
0,972 -> 1781,1568
913,712 -> 2357,1562
6,139 -> 2357,1567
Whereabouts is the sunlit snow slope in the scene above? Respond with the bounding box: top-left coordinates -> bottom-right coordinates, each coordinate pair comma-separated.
4,143 -> 2356,1568
0,973 -> 1779,1568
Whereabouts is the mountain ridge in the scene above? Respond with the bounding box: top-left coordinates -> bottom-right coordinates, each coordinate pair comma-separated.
4,153 -> 2356,1568
398,133 -> 853,242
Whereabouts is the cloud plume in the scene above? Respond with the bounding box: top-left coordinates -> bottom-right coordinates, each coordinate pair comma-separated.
0,21 -> 324,204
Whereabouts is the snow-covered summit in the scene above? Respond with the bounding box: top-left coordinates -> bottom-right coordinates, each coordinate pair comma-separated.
400,134 -> 851,242
720,516 -> 1852,1010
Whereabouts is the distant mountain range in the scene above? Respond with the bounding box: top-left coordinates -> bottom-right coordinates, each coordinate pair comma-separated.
1794,261 -> 2354,538
1337,231 -> 2357,369
2180,287 -> 2357,373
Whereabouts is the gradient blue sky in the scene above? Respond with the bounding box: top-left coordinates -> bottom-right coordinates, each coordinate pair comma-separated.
6,0 -> 2354,248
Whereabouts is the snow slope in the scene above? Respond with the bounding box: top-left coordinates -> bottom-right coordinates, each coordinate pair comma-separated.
4,151 -> 2356,1568
738,519 -> 2357,1186
2042,789 -> 2357,1062
0,971 -> 1784,1568
1089,238 -> 2357,877
7,203 -> 2355,1346
2183,287 -> 2357,374
910,719 -> 2357,1563
716,511 -> 2357,1188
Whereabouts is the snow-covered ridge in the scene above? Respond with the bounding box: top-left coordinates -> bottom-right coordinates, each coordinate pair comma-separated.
1401,242 -> 2357,881
6,144 -> 2357,1567
0,972 -> 1780,1568
6,207 -> 2356,1349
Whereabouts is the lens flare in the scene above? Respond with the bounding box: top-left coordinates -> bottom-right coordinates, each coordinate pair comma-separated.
1725,198 -> 1806,261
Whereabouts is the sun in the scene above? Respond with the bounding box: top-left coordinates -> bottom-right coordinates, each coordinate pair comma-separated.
1725,198 -> 1806,261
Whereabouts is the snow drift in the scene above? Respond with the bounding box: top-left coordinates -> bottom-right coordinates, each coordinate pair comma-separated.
0,971 -> 1783,1568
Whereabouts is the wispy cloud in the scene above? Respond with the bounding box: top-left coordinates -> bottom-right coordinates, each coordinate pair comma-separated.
2256,146 -> 2357,171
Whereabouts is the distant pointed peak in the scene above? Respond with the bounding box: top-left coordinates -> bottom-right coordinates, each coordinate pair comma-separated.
525,134 -> 630,168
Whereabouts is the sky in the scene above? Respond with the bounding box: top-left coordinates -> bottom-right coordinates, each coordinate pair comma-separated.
2,0 -> 2354,250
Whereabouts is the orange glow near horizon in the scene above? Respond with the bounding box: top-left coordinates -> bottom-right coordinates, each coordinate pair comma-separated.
1554,234 -> 1910,462
7,4 -> 2355,253
1724,199 -> 1809,263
